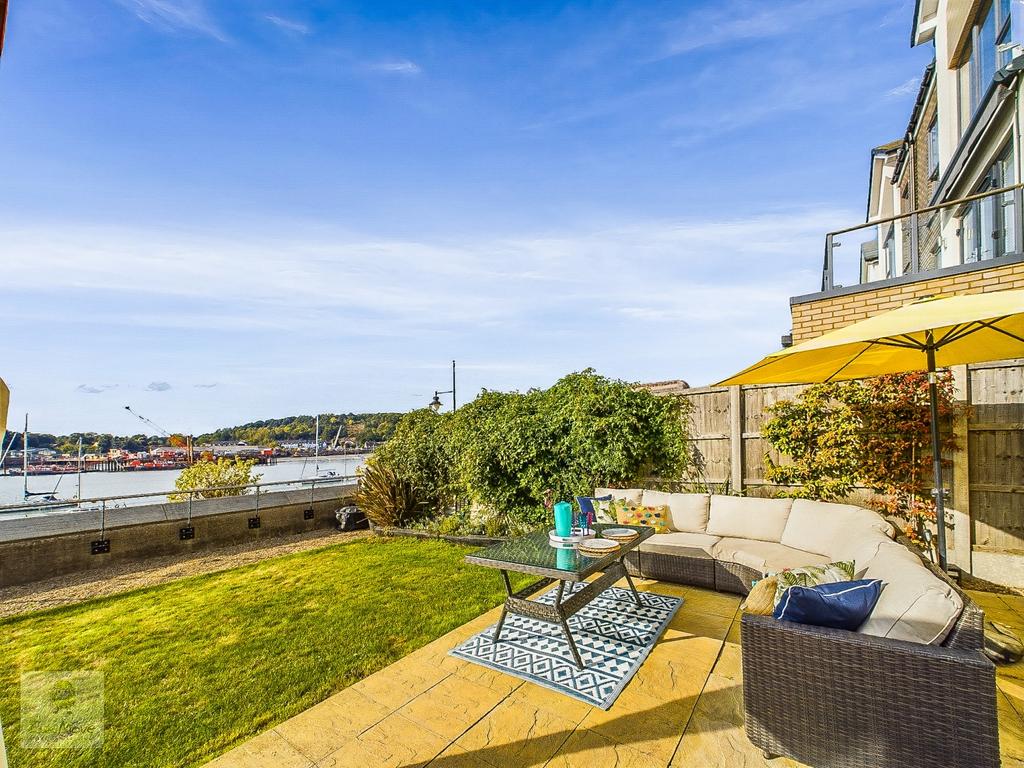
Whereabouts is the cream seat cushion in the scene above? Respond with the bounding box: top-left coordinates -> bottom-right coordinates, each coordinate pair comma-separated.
857,542 -> 963,645
640,490 -> 710,533
595,487 -> 642,505
711,537 -> 829,575
781,499 -> 895,560
639,531 -> 720,557
706,496 -> 794,543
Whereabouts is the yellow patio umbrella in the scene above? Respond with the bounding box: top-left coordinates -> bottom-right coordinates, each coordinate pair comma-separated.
716,289 -> 1024,569
0,377 -> 8,436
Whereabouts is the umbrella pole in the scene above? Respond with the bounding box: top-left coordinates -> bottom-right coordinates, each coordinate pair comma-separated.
926,346 -> 948,571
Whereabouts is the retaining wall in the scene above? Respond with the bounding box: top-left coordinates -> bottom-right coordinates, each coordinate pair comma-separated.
0,484 -> 357,588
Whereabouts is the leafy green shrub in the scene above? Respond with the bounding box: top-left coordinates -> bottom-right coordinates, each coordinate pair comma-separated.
169,457 -> 261,501
373,369 -> 692,533
355,458 -> 427,528
762,371 -> 961,542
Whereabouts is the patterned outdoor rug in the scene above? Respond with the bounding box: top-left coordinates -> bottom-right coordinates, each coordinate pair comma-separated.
449,584 -> 683,709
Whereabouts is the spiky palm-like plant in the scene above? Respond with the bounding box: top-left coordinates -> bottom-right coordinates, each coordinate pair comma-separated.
356,459 -> 426,528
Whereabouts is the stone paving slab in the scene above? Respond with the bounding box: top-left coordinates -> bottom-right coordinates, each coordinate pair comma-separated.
202,581 -> 1024,768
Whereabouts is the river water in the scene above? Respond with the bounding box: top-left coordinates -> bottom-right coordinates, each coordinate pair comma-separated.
0,456 -> 364,509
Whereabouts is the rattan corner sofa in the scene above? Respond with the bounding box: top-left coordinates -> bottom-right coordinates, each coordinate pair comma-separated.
597,488 -> 999,768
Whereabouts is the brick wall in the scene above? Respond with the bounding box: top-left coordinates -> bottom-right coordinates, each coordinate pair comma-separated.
791,260 -> 1024,343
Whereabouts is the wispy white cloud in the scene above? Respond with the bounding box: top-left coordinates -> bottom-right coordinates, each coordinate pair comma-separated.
146,381 -> 172,392
76,384 -> 117,395
1,207 -> 846,337
116,0 -> 226,42
366,58 -> 422,75
264,14 -> 310,35
3,207 -> 852,430
659,0 -> 875,58
885,77 -> 920,98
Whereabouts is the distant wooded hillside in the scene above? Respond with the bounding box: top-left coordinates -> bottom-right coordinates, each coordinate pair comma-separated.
195,413 -> 404,446
5,413 -> 404,455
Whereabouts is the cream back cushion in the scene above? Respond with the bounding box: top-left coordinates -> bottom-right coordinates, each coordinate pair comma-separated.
858,542 -> 963,645
705,496 -> 793,543
595,487 -> 642,505
641,490 -> 710,533
781,499 -> 896,559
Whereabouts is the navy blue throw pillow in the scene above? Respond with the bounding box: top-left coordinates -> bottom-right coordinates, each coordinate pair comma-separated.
773,579 -> 883,631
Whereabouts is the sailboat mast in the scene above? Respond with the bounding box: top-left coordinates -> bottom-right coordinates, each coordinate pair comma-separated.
22,414 -> 28,501
314,414 -> 320,473
77,436 -> 83,502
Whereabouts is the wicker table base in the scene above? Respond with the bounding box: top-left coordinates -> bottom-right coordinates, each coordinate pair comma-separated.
493,558 -> 642,669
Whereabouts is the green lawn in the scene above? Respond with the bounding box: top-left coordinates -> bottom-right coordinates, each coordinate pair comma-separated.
0,536 -> 528,768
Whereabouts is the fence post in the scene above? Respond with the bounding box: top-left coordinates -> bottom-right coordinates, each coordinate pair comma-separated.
729,386 -> 744,493
951,364 -> 972,572
909,212 -> 920,274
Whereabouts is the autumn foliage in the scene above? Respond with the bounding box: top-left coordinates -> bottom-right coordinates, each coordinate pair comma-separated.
763,371 -> 962,541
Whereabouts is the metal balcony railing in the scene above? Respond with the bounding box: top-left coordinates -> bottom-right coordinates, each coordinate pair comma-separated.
821,183 -> 1024,292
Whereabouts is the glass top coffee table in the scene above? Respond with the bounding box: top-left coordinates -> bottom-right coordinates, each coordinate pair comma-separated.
466,523 -> 654,669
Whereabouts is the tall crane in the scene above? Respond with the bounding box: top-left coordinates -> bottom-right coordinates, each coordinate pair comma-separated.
124,406 -> 194,462
124,406 -> 171,438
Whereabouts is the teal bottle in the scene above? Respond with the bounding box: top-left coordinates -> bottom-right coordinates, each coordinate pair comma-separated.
553,500 -> 573,537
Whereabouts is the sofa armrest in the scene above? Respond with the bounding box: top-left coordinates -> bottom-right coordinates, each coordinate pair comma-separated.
741,614 -> 999,768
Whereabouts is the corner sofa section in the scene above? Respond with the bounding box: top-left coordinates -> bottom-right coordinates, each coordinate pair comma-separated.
597,488 -> 999,768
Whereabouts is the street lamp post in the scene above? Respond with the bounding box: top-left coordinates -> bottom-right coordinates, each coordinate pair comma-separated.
429,360 -> 457,413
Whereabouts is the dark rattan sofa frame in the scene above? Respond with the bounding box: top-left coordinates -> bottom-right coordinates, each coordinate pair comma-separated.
628,534 -> 1000,768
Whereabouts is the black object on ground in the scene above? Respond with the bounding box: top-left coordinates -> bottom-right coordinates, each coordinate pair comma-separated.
335,506 -> 368,531
984,620 -> 1024,664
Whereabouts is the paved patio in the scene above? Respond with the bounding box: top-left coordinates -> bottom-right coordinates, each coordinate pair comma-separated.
205,579 -> 1024,768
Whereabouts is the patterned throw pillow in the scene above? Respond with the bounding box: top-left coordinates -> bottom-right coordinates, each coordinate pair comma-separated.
774,561 -> 855,606
582,495 -> 616,524
613,501 -> 672,533
741,576 -> 778,616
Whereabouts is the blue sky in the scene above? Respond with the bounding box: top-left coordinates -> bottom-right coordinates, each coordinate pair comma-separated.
1,0 -> 930,434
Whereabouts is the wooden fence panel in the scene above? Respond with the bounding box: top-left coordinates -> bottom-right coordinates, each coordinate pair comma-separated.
968,361 -> 1024,549
675,363 -> 1024,553
682,387 -> 731,485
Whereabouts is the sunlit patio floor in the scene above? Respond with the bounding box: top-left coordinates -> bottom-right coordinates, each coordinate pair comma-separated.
204,579 -> 1024,768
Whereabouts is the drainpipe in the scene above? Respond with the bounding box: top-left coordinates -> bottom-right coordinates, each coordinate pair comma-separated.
1014,72 -> 1024,250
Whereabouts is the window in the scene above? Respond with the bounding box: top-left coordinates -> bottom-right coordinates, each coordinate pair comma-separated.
961,140 -> 1017,263
883,226 -> 896,278
961,0 -> 1012,120
980,2 -> 997,91
998,0 -> 1015,67
927,118 -> 939,178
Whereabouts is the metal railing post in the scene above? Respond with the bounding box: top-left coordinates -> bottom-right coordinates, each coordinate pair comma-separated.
910,212 -> 920,274
91,500 -> 110,554
187,491 -> 193,526
823,234 -> 834,291
248,483 -> 262,529
1014,186 -> 1024,253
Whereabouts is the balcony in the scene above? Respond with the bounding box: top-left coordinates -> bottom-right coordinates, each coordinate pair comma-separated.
820,183 -> 1024,294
